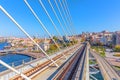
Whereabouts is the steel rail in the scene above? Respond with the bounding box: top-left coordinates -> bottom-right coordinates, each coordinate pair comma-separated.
51,45 -> 82,80
52,44 -> 87,80
72,46 -> 86,80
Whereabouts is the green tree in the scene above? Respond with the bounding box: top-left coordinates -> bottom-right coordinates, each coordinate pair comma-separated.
53,36 -> 58,42
49,44 -> 57,50
114,45 -> 120,52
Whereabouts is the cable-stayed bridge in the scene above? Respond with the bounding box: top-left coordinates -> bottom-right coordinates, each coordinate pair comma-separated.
0,0 -> 119,80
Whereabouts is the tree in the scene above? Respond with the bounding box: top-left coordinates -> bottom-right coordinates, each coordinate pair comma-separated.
81,38 -> 85,42
114,45 -> 120,52
49,44 -> 57,50
53,36 -> 58,42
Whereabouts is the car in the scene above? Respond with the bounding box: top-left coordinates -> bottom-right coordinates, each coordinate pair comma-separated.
112,78 -> 117,80
116,58 -> 120,62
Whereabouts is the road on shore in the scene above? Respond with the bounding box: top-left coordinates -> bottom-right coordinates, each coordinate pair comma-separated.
91,50 -> 120,80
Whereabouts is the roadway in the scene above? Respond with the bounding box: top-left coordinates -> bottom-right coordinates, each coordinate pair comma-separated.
91,50 -> 120,80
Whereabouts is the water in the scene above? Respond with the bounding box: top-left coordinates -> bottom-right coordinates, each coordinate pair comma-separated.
91,72 -> 104,80
0,42 -> 35,72
89,52 -> 104,80
0,54 -> 34,72
90,67 -> 104,80
0,42 -> 10,50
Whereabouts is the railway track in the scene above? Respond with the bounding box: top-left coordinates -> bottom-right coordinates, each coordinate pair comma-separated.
10,45 -> 80,80
52,44 -> 87,80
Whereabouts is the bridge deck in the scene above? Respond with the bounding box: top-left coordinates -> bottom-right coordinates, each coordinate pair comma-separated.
32,46 -> 80,80
9,44 -> 81,80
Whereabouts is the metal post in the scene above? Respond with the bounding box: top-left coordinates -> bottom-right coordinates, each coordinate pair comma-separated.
12,62 -> 14,67
30,57 -> 32,61
0,60 -> 31,80
22,60 -> 25,64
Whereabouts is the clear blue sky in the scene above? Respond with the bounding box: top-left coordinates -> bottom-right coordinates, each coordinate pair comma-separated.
0,0 -> 120,37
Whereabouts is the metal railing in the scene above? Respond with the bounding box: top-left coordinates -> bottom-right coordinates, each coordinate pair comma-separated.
0,57 -> 34,72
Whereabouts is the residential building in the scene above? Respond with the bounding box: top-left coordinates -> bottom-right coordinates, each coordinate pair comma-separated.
63,36 -> 70,42
33,38 -> 50,51
116,31 -> 120,45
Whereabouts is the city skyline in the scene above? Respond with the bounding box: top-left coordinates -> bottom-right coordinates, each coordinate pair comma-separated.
0,0 -> 120,37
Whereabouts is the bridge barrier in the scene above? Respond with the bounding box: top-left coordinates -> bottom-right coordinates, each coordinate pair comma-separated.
0,57 -> 34,72
81,43 -> 89,80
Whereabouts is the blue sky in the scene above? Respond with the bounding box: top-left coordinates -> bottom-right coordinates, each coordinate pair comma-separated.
0,0 -> 120,37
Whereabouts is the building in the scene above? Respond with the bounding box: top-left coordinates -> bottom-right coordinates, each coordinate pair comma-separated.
40,37 -> 50,51
90,34 -> 102,45
63,36 -> 70,42
33,38 -> 50,51
116,31 -> 120,45
89,31 -> 113,46
100,31 -> 113,46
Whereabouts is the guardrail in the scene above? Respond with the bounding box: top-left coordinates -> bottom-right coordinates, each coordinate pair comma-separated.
82,42 -> 89,80
0,57 -> 34,72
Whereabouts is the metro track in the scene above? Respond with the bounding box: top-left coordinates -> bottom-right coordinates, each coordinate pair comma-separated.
10,45 -> 80,80
52,44 -> 87,80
